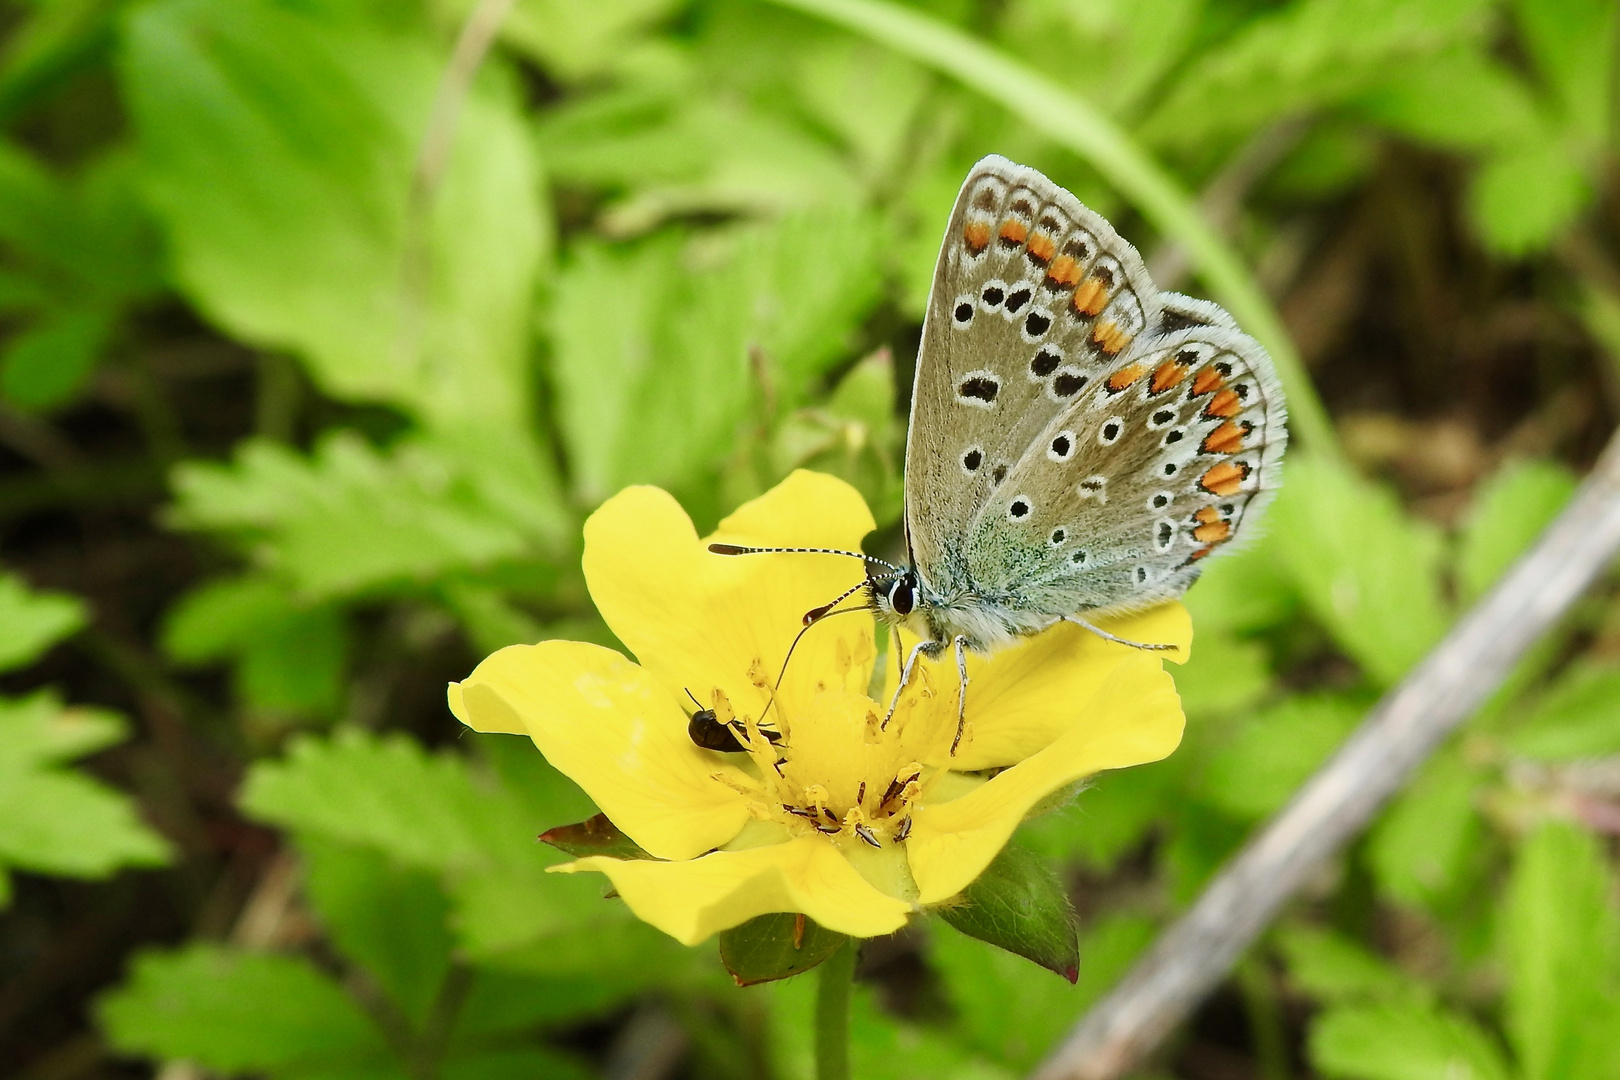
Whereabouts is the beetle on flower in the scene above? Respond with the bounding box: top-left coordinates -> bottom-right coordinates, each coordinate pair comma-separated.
448,471 -> 1189,956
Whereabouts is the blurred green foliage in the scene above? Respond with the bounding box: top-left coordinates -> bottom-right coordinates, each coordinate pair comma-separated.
0,0 -> 1616,1076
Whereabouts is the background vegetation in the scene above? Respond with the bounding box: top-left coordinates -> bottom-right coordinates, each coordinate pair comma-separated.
2,0 -> 1619,1077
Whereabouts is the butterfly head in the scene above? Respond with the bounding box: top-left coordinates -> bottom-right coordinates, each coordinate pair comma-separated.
867,569 -> 918,622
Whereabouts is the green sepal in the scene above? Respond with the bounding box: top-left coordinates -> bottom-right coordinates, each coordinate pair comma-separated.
934,843 -> 1079,982
538,814 -> 654,860
718,912 -> 849,986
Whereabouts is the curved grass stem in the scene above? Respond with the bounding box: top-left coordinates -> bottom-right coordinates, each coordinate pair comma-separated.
761,0 -> 1341,463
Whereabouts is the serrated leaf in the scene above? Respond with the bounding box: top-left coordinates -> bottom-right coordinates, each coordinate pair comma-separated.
1456,458 -> 1576,603
550,209 -> 884,506
1368,750 -> 1480,909
1309,1001 -> 1511,1080
168,433 -> 560,600
539,814 -> 653,860
1202,693 -> 1365,820
0,307 -> 111,410
0,693 -> 169,886
0,572 -> 85,673
1269,455 -> 1449,687
1468,132 -> 1592,256
300,836 -> 454,1025
1505,662 -> 1620,761
718,912 -> 848,985
121,0 -> 548,436
1143,0 -> 1493,149
1276,925 -> 1430,1005
1503,820 -> 1620,1080
934,843 -> 1078,981
98,943 -> 391,1074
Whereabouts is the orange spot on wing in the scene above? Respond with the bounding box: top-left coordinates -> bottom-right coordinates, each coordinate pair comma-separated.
1201,421 -> 1247,455
999,218 -> 1028,245
1191,367 -> 1225,396
1193,520 -> 1232,544
1205,388 -> 1242,418
1046,254 -> 1082,288
1072,277 -> 1108,316
1107,362 -> 1147,392
1198,461 -> 1249,496
963,220 -> 991,253
1194,506 -> 1221,524
1150,360 -> 1188,394
1093,321 -> 1132,355
1027,232 -> 1056,262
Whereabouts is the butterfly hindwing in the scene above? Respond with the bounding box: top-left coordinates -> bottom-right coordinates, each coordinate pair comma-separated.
906,156 -> 1165,592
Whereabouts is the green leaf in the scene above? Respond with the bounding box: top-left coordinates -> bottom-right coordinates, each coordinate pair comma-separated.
98,943 -> 391,1075
1142,0 -> 1493,149
1468,131 -> 1592,256
1309,1001 -> 1512,1080
718,912 -> 848,985
1202,694 -> 1365,820
930,912 -> 1152,1072
495,0 -> 682,82
1269,455 -> 1448,687
539,814 -> 653,860
167,432 -> 562,600
0,307 -> 112,411
1368,750 -> 1481,909
121,0 -> 549,436
1503,820 -> 1620,1080
1170,628 -> 1272,718
1276,925 -> 1430,1005
1183,532 -> 1300,637
1510,0 -> 1618,144
0,572 -> 84,672
551,210 -> 885,504
1456,458 -> 1576,603
1506,662 -> 1620,761
1352,47 -> 1540,152
300,836 -> 454,1025
934,843 -> 1078,981
0,693 -> 170,885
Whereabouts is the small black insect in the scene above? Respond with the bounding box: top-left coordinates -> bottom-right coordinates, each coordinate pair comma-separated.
685,688 -> 746,752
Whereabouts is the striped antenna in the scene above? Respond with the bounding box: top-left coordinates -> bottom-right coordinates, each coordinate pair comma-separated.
708,543 -> 904,575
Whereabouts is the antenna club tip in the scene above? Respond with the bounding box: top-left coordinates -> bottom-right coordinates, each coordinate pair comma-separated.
708,543 -> 749,555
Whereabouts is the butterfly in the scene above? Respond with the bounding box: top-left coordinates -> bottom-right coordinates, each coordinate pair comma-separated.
714,155 -> 1288,752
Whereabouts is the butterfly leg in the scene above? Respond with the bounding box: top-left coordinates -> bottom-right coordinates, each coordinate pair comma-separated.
881,637 -> 940,729
949,635 -> 970,755
1062,614 -> 1176,651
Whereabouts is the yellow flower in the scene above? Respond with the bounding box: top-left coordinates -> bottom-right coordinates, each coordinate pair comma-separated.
448,471 -> 1189,946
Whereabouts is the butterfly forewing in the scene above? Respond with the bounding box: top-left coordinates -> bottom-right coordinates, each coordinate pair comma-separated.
907,154 -> 1288,622
906,156 -> 1164,592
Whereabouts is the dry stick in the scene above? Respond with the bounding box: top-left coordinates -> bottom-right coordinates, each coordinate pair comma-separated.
1033,429 -> 1620,1080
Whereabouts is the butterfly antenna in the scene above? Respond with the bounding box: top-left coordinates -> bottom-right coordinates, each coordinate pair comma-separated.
762,603 -> 871,724
708,543 -> 904,575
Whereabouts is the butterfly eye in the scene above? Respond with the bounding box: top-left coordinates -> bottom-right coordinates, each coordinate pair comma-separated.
887,579 -> 915,616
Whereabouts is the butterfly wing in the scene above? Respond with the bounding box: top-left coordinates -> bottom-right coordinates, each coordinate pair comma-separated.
967,320 -> 1287,617
905,155 -> 1166,596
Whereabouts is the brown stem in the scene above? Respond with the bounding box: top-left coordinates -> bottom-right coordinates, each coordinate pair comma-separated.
1032,430 -> 1620,1080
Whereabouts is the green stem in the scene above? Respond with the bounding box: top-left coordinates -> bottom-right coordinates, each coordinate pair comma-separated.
814,940 -> 857,1080
761,0 -> 1341,464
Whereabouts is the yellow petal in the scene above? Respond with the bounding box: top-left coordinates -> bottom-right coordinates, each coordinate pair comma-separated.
452,640 -> 749,860
906,602 -> 1191,770
556,836 -> 912,944
906,653 -> 1184,903
583,471 -> 877,727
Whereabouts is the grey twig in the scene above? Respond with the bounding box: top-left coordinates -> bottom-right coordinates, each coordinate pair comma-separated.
1033,430 -> 1620,1080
